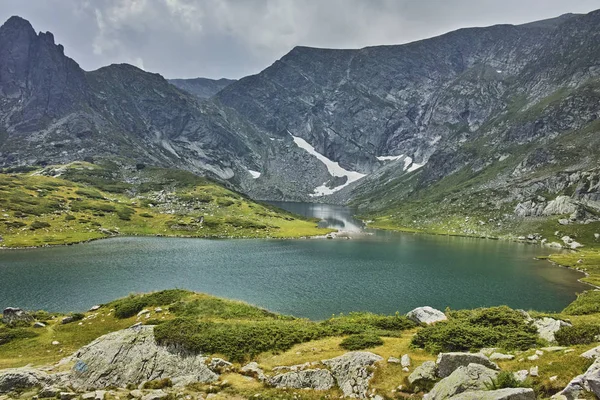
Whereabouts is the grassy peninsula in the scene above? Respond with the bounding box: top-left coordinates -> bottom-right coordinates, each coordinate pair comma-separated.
0,161 -> 331,248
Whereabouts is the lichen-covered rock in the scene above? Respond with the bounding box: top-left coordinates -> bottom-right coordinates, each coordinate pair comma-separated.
269,369 -> 335,390
2,307 -> 33,326
408,361 -> 438,386
68,325 -> 217,390
581,346 -> 600,359
0,367 -> 54,393
322,351 -> 383,398
406,307 -> 447,325
533,317 -> 571,343
401,354 -> 411,368
447,387 -> 536,399
240,362 -> 267,382
436,352 -> 499,378
424,363 -> 499,400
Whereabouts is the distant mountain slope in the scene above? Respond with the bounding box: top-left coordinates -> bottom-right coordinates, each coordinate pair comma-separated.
1,9 -> 600,230
168,77 -> 236,99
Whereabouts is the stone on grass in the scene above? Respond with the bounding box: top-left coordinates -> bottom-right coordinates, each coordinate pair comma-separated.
406,307 -> 447,325
533,317 -> 571,343
514,370 -> 528,383
2,307 -> 33,326
447,388 -> 536,399
408,361 -> 438,386
436,352 -> 498,378
401,354 -> 411,368
240,362 -> 267,382
322,351 -> 383,398
268,369 -> 335,390
424,363 -> 499,400
489,353 -> 514,361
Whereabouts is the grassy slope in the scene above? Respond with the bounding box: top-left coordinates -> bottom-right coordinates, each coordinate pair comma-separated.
0,162 -> 331,248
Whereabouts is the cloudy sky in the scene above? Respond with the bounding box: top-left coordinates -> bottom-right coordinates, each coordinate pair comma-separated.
1,0 -> 598,79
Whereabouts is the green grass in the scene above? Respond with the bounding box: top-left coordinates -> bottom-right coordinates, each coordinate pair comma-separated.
0,162 -> 331,247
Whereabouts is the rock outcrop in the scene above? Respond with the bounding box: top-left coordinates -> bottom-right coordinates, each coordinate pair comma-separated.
436,352 -> 499,378
533,317 -> 571,343
424,363 -> 499,400
2,307 -> 33,326
269,369 -> 335,390
408,361 -> 438,387
68,325 -> 217,390
0,368 -> 55,393
322,351 -> 383,398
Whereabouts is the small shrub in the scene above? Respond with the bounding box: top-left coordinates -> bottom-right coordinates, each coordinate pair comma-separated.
0,328 -> 38,345
411,306 -> 540,353
5,221 -> 27,229
143,378 -> 172,389
340,333 -> 383,350
140,212 -> 153,218
64,214 -> 76,221
111,290 -> 188,319
116,206 -> 135,221
29,221 -> 51,230
555,324 -> 600,346
75,188 -> 104,200
217,198 -> 235,207
154,318 -> 328,362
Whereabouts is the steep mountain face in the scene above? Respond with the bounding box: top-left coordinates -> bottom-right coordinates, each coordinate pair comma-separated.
168,77 -> 236,100
0,16 -> 269,186
215,10 -> 600,230
1,10 -> 600,235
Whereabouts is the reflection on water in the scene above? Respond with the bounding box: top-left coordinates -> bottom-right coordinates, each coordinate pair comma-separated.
269,201 -> 364,232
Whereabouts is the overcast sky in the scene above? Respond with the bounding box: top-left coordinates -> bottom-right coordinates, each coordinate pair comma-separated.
1,0 -> 598,79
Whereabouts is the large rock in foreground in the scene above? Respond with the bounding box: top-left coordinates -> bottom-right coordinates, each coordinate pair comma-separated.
436,352 -> 499,378
269,369 -> 335,390
424,363 -> 499,400
448,387 -> 536,399
69,325 -> 218,390
406,307 -> 447,325
322,351 -> 382,398
0,367 -> 54,393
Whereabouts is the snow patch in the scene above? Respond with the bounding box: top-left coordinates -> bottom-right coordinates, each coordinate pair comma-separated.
289,132 -> 366,197
407,162 -> 425,172
248,170 -> 261,179
377,155 -> 404,161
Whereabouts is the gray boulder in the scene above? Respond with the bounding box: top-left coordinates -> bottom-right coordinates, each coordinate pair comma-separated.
424,363 -> 499,400
322,351 -> 383,398
406,307 -> 447,325
0,368 -> 53,393
408,361 -> 438,387
581,345 -> 600,359
269,369 -> 335,390
68,325 -> 217,390
401,354 -> 412,368
436,352 -> 499,378
447,388 -> 536,399
533,317 -> 571,343
2,307 -> 34,326
240,362 -> 267,382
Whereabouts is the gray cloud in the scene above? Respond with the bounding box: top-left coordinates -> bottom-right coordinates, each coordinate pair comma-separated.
1,0 -> 598,79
